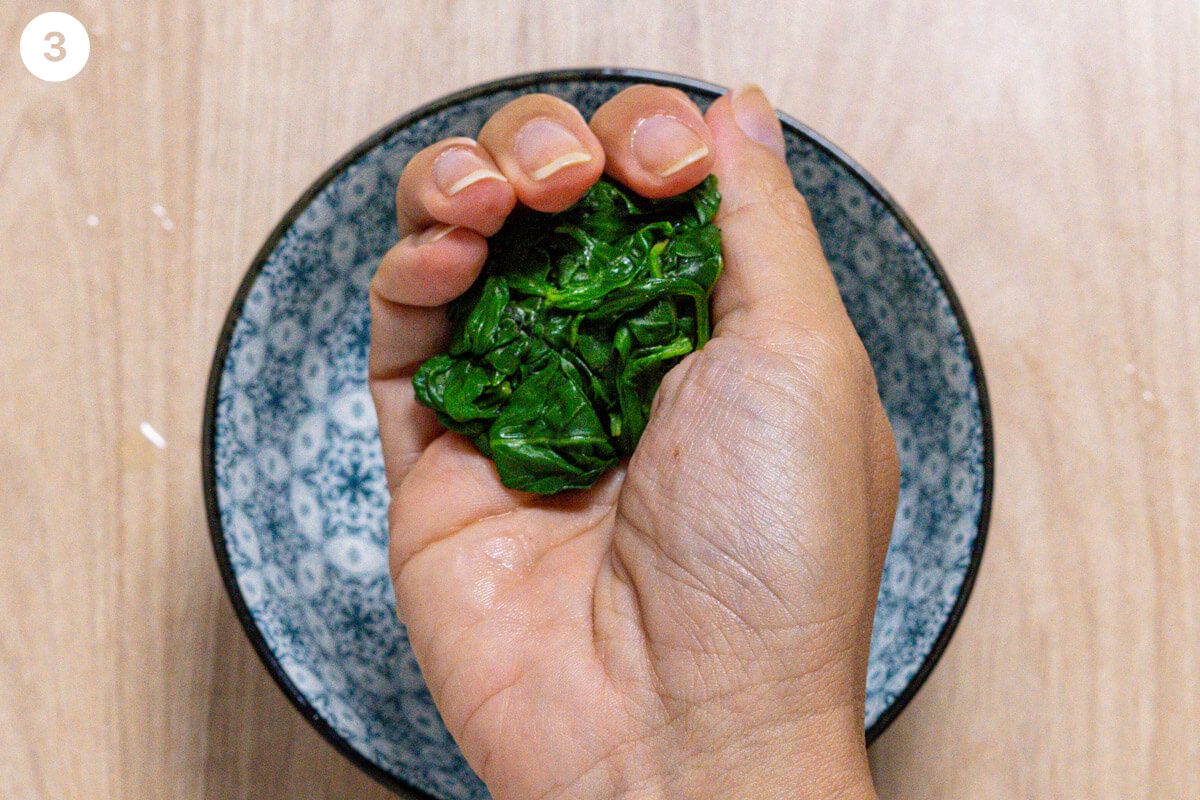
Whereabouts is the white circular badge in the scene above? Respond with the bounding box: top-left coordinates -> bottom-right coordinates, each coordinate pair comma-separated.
21,12 -> 90,82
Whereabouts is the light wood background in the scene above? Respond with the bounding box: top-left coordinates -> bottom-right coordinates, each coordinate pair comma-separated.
2,1 -> 1196,797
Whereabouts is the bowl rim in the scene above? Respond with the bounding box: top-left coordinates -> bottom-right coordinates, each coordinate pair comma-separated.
202,66 -> 993,798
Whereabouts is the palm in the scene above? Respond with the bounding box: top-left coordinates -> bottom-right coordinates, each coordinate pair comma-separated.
388,332 -> 886,799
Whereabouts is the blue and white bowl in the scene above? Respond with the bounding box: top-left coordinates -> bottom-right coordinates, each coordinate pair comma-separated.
203,68 -> 993,799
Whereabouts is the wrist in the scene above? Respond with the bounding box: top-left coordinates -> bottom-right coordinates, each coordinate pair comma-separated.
615,704 -> 876,800
690,708 -> 875,800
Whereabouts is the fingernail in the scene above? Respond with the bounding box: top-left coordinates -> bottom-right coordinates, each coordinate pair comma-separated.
731,84 -> 786,158
513,118 -> 593,180
432,148 -> 508,196
631,115 -> 709,177
419,223 -> 458,244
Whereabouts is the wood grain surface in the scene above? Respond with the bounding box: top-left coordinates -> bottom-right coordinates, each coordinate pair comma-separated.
2,1 -> 1196,797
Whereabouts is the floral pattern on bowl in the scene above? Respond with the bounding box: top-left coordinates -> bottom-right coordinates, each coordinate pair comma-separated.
204,69 -> 992,799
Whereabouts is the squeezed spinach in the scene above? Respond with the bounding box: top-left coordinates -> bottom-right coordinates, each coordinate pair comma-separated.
412,176 -> 722,494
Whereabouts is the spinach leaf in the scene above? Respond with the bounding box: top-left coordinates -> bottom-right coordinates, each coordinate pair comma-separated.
411,175 -> 722,494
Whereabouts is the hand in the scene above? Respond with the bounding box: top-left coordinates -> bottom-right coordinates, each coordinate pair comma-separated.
369,83 -> 898,800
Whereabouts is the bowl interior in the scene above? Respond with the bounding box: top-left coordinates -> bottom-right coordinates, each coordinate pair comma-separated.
208,72 -> 988,800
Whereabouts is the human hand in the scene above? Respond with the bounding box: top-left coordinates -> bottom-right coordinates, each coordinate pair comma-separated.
369,83 -> 898,800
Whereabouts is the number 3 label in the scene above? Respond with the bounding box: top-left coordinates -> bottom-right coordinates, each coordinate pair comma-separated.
21,13 -> 89,82
44,32 -> 68,63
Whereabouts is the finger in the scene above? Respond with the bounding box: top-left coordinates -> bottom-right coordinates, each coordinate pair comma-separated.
369,224 -> 488,378
369,376 -> 440,490
589,84 -> 714,198
396,137 -> 516,237
368,226 -> 488,486
704,85 -> 854,342
372,224 -> 488,315
477,94 -> 605,213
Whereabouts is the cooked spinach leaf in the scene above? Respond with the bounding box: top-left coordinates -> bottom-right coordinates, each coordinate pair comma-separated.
412,175 -> 722,494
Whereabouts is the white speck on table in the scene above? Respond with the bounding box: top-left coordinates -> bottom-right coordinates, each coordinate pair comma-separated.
139,422 -> 167,449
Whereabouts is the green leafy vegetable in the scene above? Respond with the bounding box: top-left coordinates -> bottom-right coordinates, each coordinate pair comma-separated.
412,175 -> 722,494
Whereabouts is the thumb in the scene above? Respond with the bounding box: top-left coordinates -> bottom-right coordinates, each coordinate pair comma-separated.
704,85 -> 850,340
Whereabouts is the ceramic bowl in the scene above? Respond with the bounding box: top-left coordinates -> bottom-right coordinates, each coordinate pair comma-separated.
203,68 -> 992,799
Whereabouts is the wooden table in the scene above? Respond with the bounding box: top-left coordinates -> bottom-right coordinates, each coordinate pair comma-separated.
3,1 -> 1196,797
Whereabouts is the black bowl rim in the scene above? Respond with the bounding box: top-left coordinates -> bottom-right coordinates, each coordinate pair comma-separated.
202,66 -> 993,798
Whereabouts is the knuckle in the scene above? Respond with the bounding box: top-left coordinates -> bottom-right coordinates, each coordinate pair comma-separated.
723,321 -> 877,410
799,327 -> 877,397
767,185 -> 818,237
717,185 -> 819,247
720,307 -> 875,398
